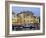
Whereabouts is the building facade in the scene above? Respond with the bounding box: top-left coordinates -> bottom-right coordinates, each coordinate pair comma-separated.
12,11 -> 39,25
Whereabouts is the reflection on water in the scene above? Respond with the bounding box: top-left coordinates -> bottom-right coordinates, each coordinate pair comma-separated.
12,23 -> 40,31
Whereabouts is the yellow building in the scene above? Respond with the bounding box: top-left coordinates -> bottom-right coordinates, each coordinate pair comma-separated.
12,16 -> 22,25
12,11 -> 39,25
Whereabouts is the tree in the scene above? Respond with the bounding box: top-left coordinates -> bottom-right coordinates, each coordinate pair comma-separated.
38,16 -> 40,23
12,12 -> 15,15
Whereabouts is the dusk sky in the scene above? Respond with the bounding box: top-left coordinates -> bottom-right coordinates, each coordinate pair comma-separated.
12,6 -> 40,16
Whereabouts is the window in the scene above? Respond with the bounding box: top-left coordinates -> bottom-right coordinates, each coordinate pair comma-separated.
24,20 -> 25,22
27,14 -> 29,16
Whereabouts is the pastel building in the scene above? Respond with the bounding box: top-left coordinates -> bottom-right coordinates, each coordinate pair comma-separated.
12,11 -> 39,25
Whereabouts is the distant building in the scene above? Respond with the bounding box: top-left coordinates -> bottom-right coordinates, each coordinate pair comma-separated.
12,11 -> 39,25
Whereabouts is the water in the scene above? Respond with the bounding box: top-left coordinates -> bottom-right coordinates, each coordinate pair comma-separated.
12,23 -> 40,31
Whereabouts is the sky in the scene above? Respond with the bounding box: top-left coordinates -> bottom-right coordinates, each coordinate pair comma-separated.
12,6 -> 40,16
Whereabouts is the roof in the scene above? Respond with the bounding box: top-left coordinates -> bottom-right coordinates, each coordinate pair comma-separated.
17,11 -> 34,15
